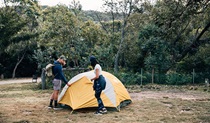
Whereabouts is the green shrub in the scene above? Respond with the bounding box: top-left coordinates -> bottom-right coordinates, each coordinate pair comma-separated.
166,72 -> 192,85
116,72 -> 146,85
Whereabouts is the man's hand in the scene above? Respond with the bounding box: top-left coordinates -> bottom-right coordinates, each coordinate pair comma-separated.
67,83 -> 71,86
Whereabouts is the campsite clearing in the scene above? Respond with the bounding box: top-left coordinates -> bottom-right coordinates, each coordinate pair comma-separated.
0,82 -> 210,123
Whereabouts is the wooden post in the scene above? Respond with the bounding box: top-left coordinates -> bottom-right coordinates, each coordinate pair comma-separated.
41,68 -> 46,90
1,74 -> 4,79
192,69 -> 195,85
205,78 -> 209,92
141,68 -> 143,86
32,74 -> 37,83
152,67 -> 154,84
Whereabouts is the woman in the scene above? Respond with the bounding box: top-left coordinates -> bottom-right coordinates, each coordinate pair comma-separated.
90,56 -> 107,115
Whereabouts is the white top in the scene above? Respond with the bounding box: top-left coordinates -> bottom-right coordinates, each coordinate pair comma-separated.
94,64 -> 102,75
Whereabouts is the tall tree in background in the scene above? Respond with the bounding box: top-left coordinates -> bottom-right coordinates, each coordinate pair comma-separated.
0,0 -> 40,78
122,1 -> 152,71
0,7 -> 26,77
35,5 -> 80,69
101,0 -> 142,73
152,0 -> 210,68
133,0 -> 210,74
69,0 -> 82,17
35,5 -> 106,69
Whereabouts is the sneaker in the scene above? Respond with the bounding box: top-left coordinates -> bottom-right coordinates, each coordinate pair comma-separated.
94,111 -> 103,115
53,106 -> 63,110
101,108 -> 107,113
48,105 -> 53,109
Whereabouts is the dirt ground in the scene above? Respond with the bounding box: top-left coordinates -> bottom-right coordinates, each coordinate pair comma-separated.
0,79 -> 210,123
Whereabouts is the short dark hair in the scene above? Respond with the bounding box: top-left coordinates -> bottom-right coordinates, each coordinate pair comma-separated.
90,56 -> 98,67
90,56 -> 96,62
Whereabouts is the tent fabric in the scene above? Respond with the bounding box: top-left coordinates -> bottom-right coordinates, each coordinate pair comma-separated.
58,71 -> 132,111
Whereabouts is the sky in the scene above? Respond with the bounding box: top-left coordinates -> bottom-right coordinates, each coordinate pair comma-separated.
0,0 -> 104,11
38,0 -> 104,11
0,0 -> 156,11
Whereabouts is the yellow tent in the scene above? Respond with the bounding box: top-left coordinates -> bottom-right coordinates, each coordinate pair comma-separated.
58,71 -> 132,111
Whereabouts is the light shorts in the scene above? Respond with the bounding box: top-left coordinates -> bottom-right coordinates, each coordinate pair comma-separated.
52,79 -> 62,90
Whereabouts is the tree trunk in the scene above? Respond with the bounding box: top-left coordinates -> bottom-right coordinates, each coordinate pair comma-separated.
12,52 -> 26,78
113,0 -> 132,73
152,67 -> 154,84
114,20 -> 126,73
101,0 -> 133,73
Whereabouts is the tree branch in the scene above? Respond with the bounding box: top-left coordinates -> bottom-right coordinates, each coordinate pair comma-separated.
173,21 -> 190,45
199,38 -> 210,44
176,21 -> 210,62
95,12 -> 109,34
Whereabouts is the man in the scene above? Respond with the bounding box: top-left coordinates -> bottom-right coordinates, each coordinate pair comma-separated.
48,55 -> 71,110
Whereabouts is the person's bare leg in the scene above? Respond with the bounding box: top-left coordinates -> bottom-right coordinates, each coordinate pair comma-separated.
53,90 -> 62,110
48,93 -> 54,108
50,93 -> 54,99
53,90 -> 59,100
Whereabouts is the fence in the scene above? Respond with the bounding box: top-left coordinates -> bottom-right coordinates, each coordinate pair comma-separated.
41,67 -> 209,89
117,68 -> 209,86
41,67 -> 89,90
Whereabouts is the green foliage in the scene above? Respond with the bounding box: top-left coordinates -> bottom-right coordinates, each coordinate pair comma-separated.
166,72 -> 192,85
33,49 -> 55,70
0,5 -> 39,77
0,7 -> 26,50
115,71 -> 146,85
37,5 -> 81,69
138,24 -> 171,72
151,0 -> 210,63
82,10 -> 123,22
35,5 -> 109,71
0,0 -> 209,84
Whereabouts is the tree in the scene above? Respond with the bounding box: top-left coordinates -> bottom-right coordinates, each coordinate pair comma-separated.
122,1 -> 153,71
101,0 -> 143,73
151,0 -> 210,68
0,0 -> 40,78
130,0 -> 210,74
68,0 -> 82,17
0,7 -> 26,52
35,5 -> 80,68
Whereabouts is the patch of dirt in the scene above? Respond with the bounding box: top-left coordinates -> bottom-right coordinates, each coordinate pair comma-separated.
1,81 -> 210,123
0,78 -> 41,85
130,91 -> 210,101
127,84 -> 210,101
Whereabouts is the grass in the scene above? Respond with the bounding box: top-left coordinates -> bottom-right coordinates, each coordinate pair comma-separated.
0,83 -> 210,123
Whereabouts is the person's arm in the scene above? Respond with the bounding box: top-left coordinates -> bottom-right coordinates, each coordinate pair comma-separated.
91,69 -> 99,81
58,66 -> 70,86
60,72 -> 71,86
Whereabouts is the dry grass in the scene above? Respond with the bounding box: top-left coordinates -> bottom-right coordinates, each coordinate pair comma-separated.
0,83 -> 210,123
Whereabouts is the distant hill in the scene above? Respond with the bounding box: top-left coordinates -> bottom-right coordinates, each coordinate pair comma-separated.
40,5 -> 122,22
82,10 -> 123,22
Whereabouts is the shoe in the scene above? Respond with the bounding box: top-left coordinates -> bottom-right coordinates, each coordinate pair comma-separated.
53,106 -> 63,110
94,111 -> 103,115
48,105 -> 53,109
101,108 -> 107,113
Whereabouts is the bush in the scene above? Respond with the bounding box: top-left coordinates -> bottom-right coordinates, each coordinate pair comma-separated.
116,72 -> 146,85
166,72 -> 192,85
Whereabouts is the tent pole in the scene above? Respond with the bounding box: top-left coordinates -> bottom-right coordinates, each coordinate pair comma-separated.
70,110 -> 74,114
116,105 -> 120,112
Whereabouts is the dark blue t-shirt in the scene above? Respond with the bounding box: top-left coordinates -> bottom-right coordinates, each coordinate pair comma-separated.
52,61 -> 68,84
